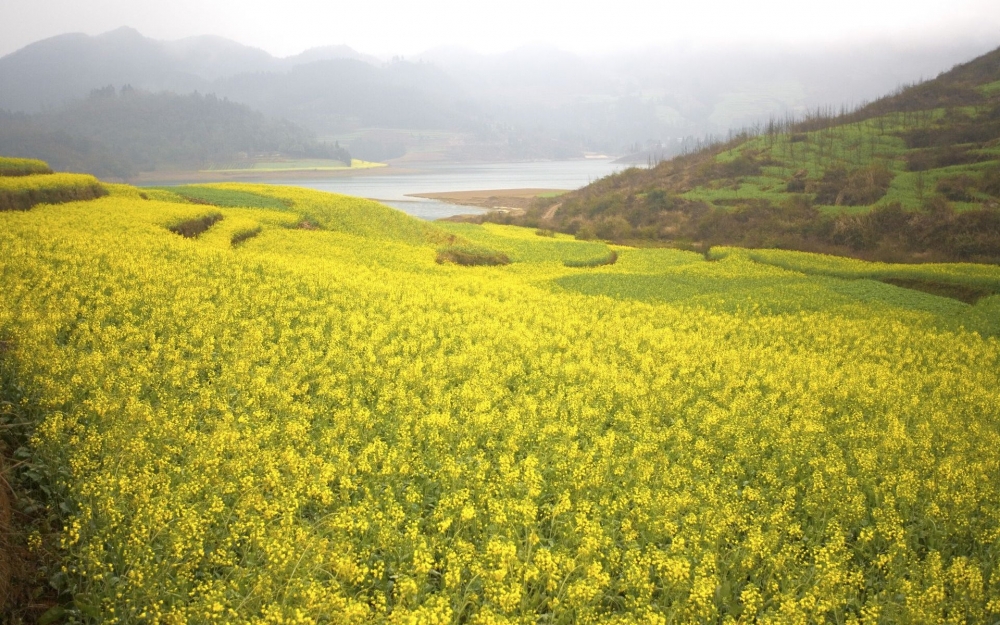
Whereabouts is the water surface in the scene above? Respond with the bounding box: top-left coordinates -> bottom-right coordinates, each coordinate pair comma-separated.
263,160 -> 630,220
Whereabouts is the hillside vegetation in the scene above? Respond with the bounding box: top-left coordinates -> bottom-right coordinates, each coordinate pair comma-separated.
494,46 -> 1000,263
2,161 -> 1000,622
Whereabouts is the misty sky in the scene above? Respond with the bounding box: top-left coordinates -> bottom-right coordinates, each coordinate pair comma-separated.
2,0 -> 1000,58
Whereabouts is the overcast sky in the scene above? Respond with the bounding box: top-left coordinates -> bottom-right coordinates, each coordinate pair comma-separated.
2,0 -> 1000,58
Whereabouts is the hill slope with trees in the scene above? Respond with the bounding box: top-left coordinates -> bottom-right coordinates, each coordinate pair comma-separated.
491,46 -> 1000,263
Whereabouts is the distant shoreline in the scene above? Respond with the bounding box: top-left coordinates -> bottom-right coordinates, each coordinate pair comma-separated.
129,164 -> 417,185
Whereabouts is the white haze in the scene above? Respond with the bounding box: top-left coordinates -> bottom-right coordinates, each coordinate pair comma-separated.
2,0 -> 1000,59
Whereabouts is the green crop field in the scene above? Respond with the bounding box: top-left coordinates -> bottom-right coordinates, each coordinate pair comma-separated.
2,166 -> 1000,623
147,185 -> 294,210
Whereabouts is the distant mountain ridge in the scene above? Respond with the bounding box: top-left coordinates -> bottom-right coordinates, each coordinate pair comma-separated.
0,27 -> 485,151
283,45 -> 381,68
2,28 -> 998,164
0,27 -> 377,113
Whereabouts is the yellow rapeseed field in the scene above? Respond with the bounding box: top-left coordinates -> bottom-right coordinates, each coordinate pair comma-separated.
0,172 -> 102,194
1,181 -> 999,623
0,172 -> 106,211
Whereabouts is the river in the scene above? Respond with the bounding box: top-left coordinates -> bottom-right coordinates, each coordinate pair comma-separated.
259,159 -> 632,220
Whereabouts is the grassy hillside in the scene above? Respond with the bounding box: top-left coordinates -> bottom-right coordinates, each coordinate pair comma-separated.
493,46 -> 1000,263
2,166 -> 1000,622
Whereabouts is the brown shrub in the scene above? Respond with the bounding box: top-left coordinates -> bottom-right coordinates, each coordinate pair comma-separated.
231,227 -> 262,246
786,169 -> 808,192
905,146 -> 985,171
935,174 -> 978,202
980,165 -> 1000,197
811,165 -> 894,206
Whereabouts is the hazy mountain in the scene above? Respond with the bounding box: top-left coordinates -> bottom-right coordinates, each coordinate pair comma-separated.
0,28 -> 471,143
0,87 -> 349,178
2,27 -> 997,163
215,58 -> 478,134
0,28 -> 378,113
418,40 -> 1000,156
160,34 -> 278,80
1,27 -> 210,111
282,45 -> 381,67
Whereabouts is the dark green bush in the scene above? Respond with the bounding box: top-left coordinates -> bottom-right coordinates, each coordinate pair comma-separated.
231,227 -> 262,246
564,250 -> 618,268
574,225 -> 597,241
435,246 -> 510,266
168,213 -> 223,238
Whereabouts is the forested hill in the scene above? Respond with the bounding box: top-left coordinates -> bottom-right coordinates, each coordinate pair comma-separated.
0,87 -> 350,179
496,45 -> 1000,264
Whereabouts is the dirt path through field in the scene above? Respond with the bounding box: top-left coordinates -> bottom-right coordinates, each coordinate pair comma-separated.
542,202 -> 562,221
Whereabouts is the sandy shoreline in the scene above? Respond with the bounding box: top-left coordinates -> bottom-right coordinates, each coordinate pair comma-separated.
406,188 -> 567,211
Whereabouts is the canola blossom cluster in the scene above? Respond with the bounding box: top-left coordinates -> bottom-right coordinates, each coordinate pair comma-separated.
1,182 -> 999,623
